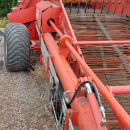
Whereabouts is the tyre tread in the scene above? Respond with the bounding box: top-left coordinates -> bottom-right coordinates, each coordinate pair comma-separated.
4,23 -> 30,71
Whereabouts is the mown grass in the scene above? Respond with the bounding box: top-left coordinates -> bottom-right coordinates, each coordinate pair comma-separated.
0,17 -> 9,28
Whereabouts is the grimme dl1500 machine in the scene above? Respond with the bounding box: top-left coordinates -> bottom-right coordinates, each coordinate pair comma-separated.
4,0 -> 130,129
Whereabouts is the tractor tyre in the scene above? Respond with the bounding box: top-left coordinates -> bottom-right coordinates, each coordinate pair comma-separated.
4,23 -> 30,71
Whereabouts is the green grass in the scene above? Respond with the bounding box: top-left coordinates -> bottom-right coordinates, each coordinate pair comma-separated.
0,17 -> 9,28
41,112 -> 47,118
14,82 -> 17,86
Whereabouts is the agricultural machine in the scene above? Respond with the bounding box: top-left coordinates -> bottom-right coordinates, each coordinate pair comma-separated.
4,0 -> 130,129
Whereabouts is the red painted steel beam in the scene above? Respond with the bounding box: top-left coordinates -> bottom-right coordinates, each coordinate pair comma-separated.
64,39 -> 130,129
59,0 -> 77,41
109,85 -> 130,95
76,41 -> 130,45
43,33 -> 105,130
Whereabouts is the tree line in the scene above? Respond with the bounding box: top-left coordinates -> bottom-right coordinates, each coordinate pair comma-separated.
0,0 -> 17,17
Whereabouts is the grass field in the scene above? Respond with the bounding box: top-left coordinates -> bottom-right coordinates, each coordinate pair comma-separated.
0,17 -> 9,28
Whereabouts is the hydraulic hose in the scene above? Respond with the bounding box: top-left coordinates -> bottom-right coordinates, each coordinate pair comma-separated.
67,80 -> 102,107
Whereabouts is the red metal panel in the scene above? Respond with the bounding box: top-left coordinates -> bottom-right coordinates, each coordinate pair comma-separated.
49,0 -> 61,6
8,6 -> 36,23
17,0 -> 32,10
48,0 -> 77,41
16,0 -> 41,10
26,21 -> 36,40
109,1 -> 130,14
26,0 -> 42,8
36,1 -> 52,11
36,1 -> 52,30
83,1 -> 130,14
42,7 -> 61,33
12,0 -> 41,12
123,1 -> 130,14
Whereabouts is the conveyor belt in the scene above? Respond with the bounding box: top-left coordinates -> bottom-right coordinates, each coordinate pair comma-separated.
66,10 -> 130,86
80,44 -> 130,86
67,12 -> 130,41
66,8 -> 130,129
101,94 -> 130,129
94,14 -> 130,75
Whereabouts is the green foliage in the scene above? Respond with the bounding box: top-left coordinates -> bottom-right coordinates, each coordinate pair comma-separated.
0,17 -> 9,27
0,0 -> 17,17
41,112 -> 47,118
14,82 -> 17,85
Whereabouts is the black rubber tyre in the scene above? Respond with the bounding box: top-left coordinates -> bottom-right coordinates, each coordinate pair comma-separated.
4,23 -> 30,71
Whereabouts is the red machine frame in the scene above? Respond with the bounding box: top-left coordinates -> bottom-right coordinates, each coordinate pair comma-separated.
7,0 -> 130,129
